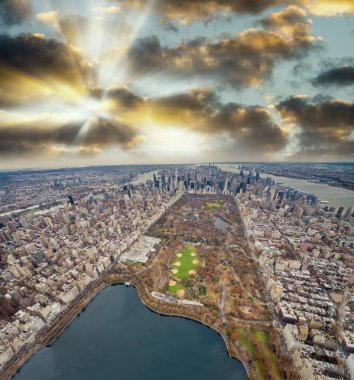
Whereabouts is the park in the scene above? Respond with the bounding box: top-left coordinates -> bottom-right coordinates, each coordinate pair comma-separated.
168,245 -> 201,297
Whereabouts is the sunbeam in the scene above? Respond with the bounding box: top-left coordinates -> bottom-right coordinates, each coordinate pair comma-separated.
0,0 -> 352,167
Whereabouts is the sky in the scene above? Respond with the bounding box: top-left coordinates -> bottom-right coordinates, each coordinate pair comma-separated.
0,0 -> 353,169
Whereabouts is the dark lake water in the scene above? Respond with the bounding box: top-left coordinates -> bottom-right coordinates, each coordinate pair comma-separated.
13,285 -> 247,380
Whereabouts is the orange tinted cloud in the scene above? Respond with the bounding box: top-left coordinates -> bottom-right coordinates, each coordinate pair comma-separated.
106,87 -> 288,153
305,0 -> 354,16
119,0 -> 354,23
127,7 -> 320,87
0,33 -> 96,105
120,0 -> 297,24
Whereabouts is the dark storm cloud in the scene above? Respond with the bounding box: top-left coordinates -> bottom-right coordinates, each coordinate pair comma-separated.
127,7 -> 319,88
0,0 -> 32,26
0,33 -> 95,88
312,66 -> 354,87
276,96 -> 354,158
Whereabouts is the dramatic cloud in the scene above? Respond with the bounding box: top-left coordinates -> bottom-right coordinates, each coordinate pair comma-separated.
312,66 -> 354,87
37,12 -> 91,48
36,10 -> 133,69
0,0 -> 32,26
82,118 -> 140,151
0,0 -> 351,165
0,33 -> 94,83
153,90 -> 287,151
127,7 -> 320,88
276,96 -> 354,159
118,0 -> 354,24
120,0 -> 295,24
106,87 -> 288,154
0,31 -> 142,158
0,82 -> 286,159
36,11 -> 61,32
106,86 -> 144,108
0,116 -> 140,156
0,33 -> 96,106
57,15 -> 89,48
305,0 -> 354,16
0,122 -> 82,155
257,5 -> 310,35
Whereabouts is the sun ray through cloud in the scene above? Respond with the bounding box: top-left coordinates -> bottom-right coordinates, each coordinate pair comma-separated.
0,0 -> 352,166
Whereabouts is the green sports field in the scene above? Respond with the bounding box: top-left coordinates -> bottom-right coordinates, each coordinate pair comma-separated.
167,281 -> 185,294
167,245 -> 200,294
206,202 -> 222,209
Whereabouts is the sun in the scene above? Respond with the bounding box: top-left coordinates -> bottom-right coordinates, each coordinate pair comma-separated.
76,97 -> 109,121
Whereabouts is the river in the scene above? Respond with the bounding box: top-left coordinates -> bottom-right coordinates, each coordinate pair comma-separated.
216,164 -> 354,209
264,174 -> 354,209
13,286 -> 247,380
129,170 -> 158,186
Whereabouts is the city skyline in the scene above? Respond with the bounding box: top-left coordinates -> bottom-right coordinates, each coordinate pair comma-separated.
0,0 -> 353,169
0,163 -> 353,379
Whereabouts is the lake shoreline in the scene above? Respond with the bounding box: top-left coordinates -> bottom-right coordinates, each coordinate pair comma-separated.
2,269 -> 254,380
130,281 -> 253,380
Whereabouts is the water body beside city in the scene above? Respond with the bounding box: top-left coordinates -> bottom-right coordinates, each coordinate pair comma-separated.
131,166 -> 353,209
262,173 -> 354,208
13,286 -> 247,380
217,164 -> 354,209
264,174 -> 354,209
129,171 -> 158,185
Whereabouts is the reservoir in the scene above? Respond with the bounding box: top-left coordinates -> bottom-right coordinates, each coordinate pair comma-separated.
214,216 -> 230,233
13,286 -> 247,380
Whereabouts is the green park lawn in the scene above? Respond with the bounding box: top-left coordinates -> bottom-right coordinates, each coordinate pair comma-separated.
167,245 -> 200,293
206,202 -> 222,209
172,245 -> 199,279
167,282 -> 185,294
